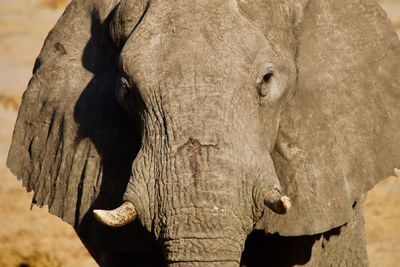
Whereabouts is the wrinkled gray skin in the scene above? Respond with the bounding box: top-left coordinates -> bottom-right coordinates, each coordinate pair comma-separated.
7,0 -> 400,266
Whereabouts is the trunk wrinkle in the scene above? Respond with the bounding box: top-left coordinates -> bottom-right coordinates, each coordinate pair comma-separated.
164,237 -> 243,264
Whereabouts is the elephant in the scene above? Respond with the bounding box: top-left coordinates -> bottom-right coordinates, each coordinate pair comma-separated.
7,0 -> 400,266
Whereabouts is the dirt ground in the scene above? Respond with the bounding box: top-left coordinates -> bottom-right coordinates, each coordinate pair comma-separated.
0,1 -> 399,266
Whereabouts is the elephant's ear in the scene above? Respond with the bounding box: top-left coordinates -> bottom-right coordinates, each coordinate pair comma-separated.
7,0 -> 139,228
258,0 -> 400,236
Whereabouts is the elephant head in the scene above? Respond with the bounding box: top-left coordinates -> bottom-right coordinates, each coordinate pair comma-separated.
7,0 -> 400,266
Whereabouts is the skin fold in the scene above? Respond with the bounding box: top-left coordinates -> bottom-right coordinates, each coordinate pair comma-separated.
7,0 -> 400,266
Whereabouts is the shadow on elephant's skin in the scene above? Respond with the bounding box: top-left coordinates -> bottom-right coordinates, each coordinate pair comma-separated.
240,228 -> 341,267
70,10 -> 167,266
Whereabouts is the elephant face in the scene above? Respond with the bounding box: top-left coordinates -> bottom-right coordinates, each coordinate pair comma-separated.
7,0 -> 400,266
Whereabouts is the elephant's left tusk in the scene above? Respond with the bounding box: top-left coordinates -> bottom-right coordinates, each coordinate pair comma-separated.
264,189 -> 291,214
93,201 -> 137,227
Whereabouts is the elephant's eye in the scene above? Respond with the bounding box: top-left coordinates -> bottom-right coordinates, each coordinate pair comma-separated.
263,72 -> 273,83
257,71 -> 274,97
118,76 -> 137,111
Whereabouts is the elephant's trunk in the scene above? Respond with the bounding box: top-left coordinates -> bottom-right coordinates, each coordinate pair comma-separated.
168,262 -> 238,267
168,261 -> 239,267
163,237 -> 243,266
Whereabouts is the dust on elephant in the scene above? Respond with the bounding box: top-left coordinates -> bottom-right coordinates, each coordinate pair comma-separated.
7,0 -> 400,266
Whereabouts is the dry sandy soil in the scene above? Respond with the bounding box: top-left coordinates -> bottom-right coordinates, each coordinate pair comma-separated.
0,1 -> 399,266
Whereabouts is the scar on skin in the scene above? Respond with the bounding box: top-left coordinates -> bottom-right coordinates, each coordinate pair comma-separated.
177,137 -> 219,178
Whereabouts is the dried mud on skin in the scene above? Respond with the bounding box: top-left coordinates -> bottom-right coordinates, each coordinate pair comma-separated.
0,1 -> 399,267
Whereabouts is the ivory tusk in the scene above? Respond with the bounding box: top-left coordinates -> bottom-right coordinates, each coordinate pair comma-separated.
93,201 -> 137,227
264,189 -> 291,214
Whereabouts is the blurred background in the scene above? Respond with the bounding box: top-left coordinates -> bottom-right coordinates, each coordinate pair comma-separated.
0,0 -> 399,266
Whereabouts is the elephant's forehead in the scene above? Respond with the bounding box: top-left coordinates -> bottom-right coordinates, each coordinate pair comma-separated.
120,0 -> 271,84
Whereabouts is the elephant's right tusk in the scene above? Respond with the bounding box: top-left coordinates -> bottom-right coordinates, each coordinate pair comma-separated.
264,189 -> 291,214
93,201 -> 137,227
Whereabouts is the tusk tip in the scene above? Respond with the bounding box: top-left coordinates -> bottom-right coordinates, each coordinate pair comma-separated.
93,209 -> 108,222
93,202 -> 137,227
280,196 -> 292,212
264,189 -> 291,215
93,209 -> 121,227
